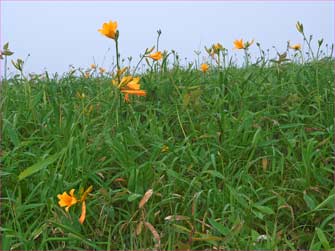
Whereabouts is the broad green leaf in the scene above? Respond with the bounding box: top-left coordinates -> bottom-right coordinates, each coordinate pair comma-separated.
208,218 -> 229,236
18,151 -> 61,181
315,227 -> 331,250
253,205 -> 275,215
303,193 -> 316,210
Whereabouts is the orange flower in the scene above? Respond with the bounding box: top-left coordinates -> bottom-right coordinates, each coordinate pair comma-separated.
57,186 -> 93,224
200,63 -> 209,73
233,39 -> 254,49
126,77 -> 141,90
148,51 -> 163,61
99,67 -> 106,74
289,43 -> 301,51
90,64 -> 96,69
112,75 -> 133,88
121,90 -> 147,102
213,43 -> 223,53
98,20 -> 118,40
76,92 -> 86,99
79,201 -> 87,224
233,39 -> 244,49
57,189 -> 78,212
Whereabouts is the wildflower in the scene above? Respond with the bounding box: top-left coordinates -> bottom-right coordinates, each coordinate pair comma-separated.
57,186 -> 93,224
98,20 -> 118,40
84,72 -> 90,79
148,51 -> 163,61
161,145 -> 169,153
90,64 -> 96,69
78,185 -> 93,224
112,75 -> 133,88
126,77 -> 141,90
112,75 -> 146,102
200,63 -> 209,73
57,189 -> 78,212
289,43 -> 301,51
99,67 -> 106,74
121,90 -> 147,102
79,201 -> 87,224
76,92 -> 86,99
233,39 -> 254,49
120,77 -> 146,102
213,43 -> 224,53
84,105 -> 94,115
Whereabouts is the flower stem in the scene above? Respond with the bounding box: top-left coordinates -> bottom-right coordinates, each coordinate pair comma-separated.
115,38 -> 121,83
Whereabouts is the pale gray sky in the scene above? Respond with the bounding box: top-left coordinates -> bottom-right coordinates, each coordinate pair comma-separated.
1,0 -> 334,75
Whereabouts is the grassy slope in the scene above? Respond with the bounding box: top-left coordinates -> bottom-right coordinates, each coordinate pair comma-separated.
1,59 -> 334,250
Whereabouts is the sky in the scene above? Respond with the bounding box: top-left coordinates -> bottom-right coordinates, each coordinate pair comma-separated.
1,0 -> 334,75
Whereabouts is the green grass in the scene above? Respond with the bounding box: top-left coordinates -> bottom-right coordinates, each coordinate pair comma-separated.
1,58 -> 334,250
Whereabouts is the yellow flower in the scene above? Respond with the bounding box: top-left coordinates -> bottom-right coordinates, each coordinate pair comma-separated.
148,51 -> 163,61
121,76 -> 146,102
200,63 -> 209,73
161,145 -> 169,153
98,20 -> 118,40
213,43 -> 224,53
99,67 -> 106,74
57,189 -> 78,212
114,75 -> 133,88
289,43 -> 301,51
84,72 -> 90,79
214,43 -> 223,50
126,77 -> 141,90
76,92 -> 86,99
112,75 -> 146,102
90,64 -> 96,69
84,105 -> 94,115
233,39 -> 254,49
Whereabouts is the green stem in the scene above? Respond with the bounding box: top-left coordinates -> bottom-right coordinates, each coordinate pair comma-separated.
303,34 -> 315,60
132,55 -> 145,75
244,49 -> 249,67
4,56 -> 7,81
115,38 -> 121,83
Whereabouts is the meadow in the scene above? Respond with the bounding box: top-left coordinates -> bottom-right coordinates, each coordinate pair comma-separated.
0,21 -> 334,250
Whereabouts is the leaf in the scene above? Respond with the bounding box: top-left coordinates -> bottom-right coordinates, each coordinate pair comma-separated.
3,119 -> 20,146
253,205 -> 275,215
18,151 -> 61,181
315,227 -> 331,250
2,50 -> 14,56
202,170 -> 225,180
303,192 -> 316,210
208,218 -> 229,236
127,193 -> 142,202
